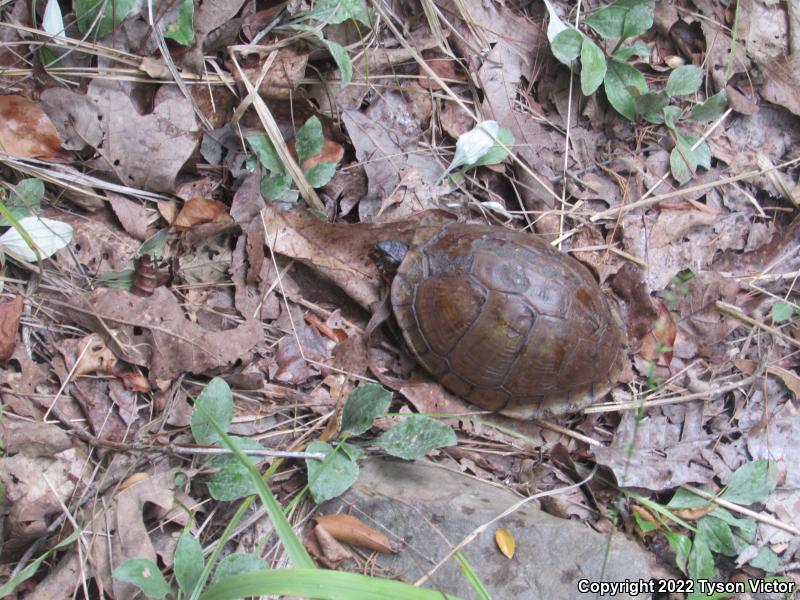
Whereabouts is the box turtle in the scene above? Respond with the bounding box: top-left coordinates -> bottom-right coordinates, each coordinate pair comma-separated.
372,222 -> 628,418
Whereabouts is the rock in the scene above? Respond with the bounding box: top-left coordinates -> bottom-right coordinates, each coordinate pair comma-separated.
320,457 -> 652,599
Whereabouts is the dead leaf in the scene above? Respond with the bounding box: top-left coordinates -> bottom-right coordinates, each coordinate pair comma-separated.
288,137 -> 345,173
66,334 -> 117,377
173,197 -> 230,229
0,420 -> 71,458
416,57 -> 466,91
313,524 -> 354,564
233,48 -> 308,99
495,527 -> 516,559
747,406 -> 800,489
439,101 -> 474,139
158,199 -> 179,224
639,299 -> 676,367
767,366 -> 800,399
0,295 -> 23,361
65,287 -> 263,382
0,95 -> 65,159
315,514 -> 395,553
118,371 -> 151,393
108,193 -> 150,241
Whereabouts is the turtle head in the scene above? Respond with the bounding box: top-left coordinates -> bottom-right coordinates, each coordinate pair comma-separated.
369,240 -> 408,282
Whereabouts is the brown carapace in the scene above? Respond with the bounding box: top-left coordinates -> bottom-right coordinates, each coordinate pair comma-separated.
379,222 -> 628,419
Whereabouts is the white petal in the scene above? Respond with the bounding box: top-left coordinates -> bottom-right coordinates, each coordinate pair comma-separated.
42,0 -> 67,45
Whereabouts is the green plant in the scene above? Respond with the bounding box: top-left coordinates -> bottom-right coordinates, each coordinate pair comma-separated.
247,116 -> 338,202
632,460 -> 780,596
771,300 -> 796,323
546,0 -> 728,184
112,378 -> 464,600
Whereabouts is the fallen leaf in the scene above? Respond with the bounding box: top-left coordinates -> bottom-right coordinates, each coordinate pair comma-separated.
118,371 -> 151,393
0,420 -> 71,458
0,95 -> 65,159
495,527 -> 516,559
313,524 -> 354,564
416,57 -> 466,91
173,197 -> 230,229
157,200 -> 179,224
639,299 -> 676,367
289,138 -> 345,173
767,366 -> 800,399
108,194 -> 150,241
61,333 -> 117,377
0,295 -> 23,361
0,216 -> 74,262
233,47 -> 308,99
315,514 -> 395,553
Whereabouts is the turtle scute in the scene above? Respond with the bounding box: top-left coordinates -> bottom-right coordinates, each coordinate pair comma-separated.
390,223 -> 628,418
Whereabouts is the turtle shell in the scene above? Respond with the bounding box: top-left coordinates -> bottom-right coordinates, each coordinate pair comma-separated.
390,223 -> 627,418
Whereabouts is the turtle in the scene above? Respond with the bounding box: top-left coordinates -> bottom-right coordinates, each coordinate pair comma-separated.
371,222 -> 628,418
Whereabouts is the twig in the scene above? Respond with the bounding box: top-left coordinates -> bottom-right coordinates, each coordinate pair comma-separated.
716,301 -> 800,350
681,485 -> 800,537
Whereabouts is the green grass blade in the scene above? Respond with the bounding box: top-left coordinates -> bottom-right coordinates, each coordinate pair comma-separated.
199,568 -> 464,600
0,528 -> 80,596
194,403 -> 315,569
454,551 -> 492,600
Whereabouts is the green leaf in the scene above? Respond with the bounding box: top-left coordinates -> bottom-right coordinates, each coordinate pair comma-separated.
771,301 -> 794,322
0,216 -> 72,262
666,65 -> 702,96
710,508 -> 756,543
198,568 -> 466,600
137,228 -> 169,258
341,383 -> 393,435
165,0 -> 194,45
75,0 -> 136,37
586,0 -> 654,40
175,533 -> 204,595
467,127 -> 515,167
376,415 -> 457,460
213,553 -> 268,583
621,2 -> 654,41
603,59 -> 648,120
206,437 -> 264,500
612,40 -> 651,60
668,487 -> 713,509
697,516 -> 737,557
580,38 -> 607,95
320,39 -> 353,87
305,441 -> 359,503
260,173 -> 294,201
635,91 -> 669,121
551,29 -> 584,67
0,179 -> 43,226
304,163 -> 337,188
670,133 -> 710,184
295,117 -> 325,165
663,531 -> 691,574
246,132 -> 284,174
306,0 -> 373,27
686,536 -> 714,581
689,90 -> 728,122
661,105 -> 681,129
112,558 -> 171,599
632,511 -> 659,533
190,377 -> 233,445
749,547 -> 780,572
720,460 -> 777,505
97,268 -> 134,290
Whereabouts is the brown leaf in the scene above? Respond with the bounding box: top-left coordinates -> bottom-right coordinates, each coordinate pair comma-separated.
174,197 -> 230,229
416,58 -> 466,91
315,514 -> 395,553
0,95 -> 65,159
495,527 -> 516,559
72,334 -> 118,377
157,199 -> 179,224
118,371 -> 151,393
0,295 -> 23,361
108,193 -> 150,241
233,48 -> 308,99
639,299 -> 676,366
313,524 -> 354,563
439,101 -> 474,139
288,138 -> 345,173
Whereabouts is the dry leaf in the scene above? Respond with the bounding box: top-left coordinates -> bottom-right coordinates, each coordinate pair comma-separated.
416,57 -> 466,90
639,299 -> 676,366
313,524 -> 354,563
315,514 -> 395,553
234,48 -> 308,99
0,95 -> 65,159
0,295 -> 23,361
118,371 -> 151,393
767,366 -> 800,399
288,137 -> 345,172
74,334 -> 118,376
173,197 -> 230,229
495,527 -> 516,559
108,193 -> 150,241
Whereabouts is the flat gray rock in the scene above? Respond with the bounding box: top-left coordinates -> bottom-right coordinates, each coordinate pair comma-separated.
321,457 -> 652,599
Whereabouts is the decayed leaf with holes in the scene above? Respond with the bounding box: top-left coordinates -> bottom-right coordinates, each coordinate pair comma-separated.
64,333 -> 118,377
0,295 -> 23,361
0,95 -> 66,159
65,287 -> 263,382
314,514 -> 395,553
495,528 -> 516,559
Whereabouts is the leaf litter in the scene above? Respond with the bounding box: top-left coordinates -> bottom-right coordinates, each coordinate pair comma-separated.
0,0 -> 799,595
